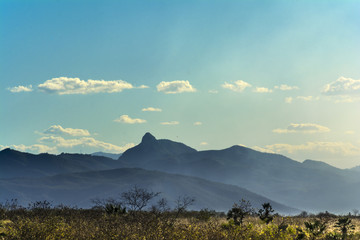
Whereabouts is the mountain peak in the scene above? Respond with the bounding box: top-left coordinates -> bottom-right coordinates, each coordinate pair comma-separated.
141,132 -> 157,143
1,148 -> 12,153
0,148 -> 21,155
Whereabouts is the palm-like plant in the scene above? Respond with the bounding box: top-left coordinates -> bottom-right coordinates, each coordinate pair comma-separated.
335,217 -> 355,240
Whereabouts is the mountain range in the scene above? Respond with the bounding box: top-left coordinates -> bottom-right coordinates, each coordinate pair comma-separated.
119,133 -> 360,212
1,132 -> 360,213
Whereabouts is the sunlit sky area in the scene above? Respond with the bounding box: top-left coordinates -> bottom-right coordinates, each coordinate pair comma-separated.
1,0 -> 360,168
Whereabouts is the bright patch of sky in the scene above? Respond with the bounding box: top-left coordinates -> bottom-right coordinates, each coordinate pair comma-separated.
1,0 -> 360,168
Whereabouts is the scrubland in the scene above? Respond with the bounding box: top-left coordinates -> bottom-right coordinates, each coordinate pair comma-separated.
1,203 -> 360,239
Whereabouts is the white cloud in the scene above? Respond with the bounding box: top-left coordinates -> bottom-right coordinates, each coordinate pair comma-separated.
142,107 -> 162,112
200,142 -> 208,146
38,77 -> 142,95
208,90 -> 218,94
334,96 -> 360,103
322,76 -> 360,96
252,146 -> 275,154
273,123 -> 330,134
265,141 -> 360,156
193,122 -> 202,126
44,125 -> 90,136
0,145 -> 8,151
297,96 -> 315,101
114,115 -> 146,124
222,80 -> 251,92
345,130 -> 355,135
253,87 -> 273,93
138,85 -> 149,89
274,84 -> 299,91
160,121 -> 179,125
39,136 -> 134,153
156,80 -> 196,94
285,97 -> 293,104
11,144 -> 57,153
8,85 -> 33,93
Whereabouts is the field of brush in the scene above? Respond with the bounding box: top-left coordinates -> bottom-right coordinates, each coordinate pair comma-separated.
1,205 -> 360,240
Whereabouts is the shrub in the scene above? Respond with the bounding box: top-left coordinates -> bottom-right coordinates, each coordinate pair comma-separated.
227,199 -> 253,226
304,219 -> 327,239
258,202 -> 274,224
334,217 -> 355,240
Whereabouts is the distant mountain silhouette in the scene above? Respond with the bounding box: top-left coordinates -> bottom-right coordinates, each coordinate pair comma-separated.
349,165 -> 360,172
91,152 -> 122,160
120,132 -> 197,168
2,133 -> 360,213
118,133 -> 360,212
0,148 -> 124,179
0,168 -> 297,213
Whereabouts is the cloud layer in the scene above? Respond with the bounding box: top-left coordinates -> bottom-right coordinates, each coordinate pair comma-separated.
285,97 -> 293,104
222,80 -> 251,92
253,87 -> 272,93
9,144 -> 56,153
44,125 -> 90,136
114,115 -> 146,124
39,136 -> 134,153
142,107 -> 162,112
297,96 -> 315,101
265,141 -> 360,156
38,77 -> 137,95
322,77 -> 360,96
274,84 -> 299,91
160,121 -> 179,125
8,85 -> 33,93
273,123 -> 330,134
157,80 -> 196,94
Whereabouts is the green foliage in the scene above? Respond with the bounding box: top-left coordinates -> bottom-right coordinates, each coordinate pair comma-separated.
258,202 -> 274,224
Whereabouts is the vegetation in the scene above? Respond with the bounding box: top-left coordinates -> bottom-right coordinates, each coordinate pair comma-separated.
258,202 -> 275,225
1,192 -> 360,239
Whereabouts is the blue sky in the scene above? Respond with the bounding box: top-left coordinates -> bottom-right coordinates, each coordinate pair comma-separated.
1,0 -> 360,168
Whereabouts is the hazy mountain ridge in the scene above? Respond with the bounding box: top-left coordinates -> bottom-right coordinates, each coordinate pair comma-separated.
0,167 -> 296,213
118,133 -> 360,212
1,132 -> 360,213
0,148 -> 125,179
91,152 -> 122,160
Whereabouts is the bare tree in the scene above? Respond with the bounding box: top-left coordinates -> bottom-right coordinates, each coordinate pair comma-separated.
169,196 -> 195,227
121,185 -> 160,212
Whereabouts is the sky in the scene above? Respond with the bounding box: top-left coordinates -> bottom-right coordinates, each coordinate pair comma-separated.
1,0 -> 360,168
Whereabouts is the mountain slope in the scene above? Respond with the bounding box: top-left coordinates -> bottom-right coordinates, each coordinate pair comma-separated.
0,148 -> 124,179
91,152 -> 122,160
0,167 -> 297,214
